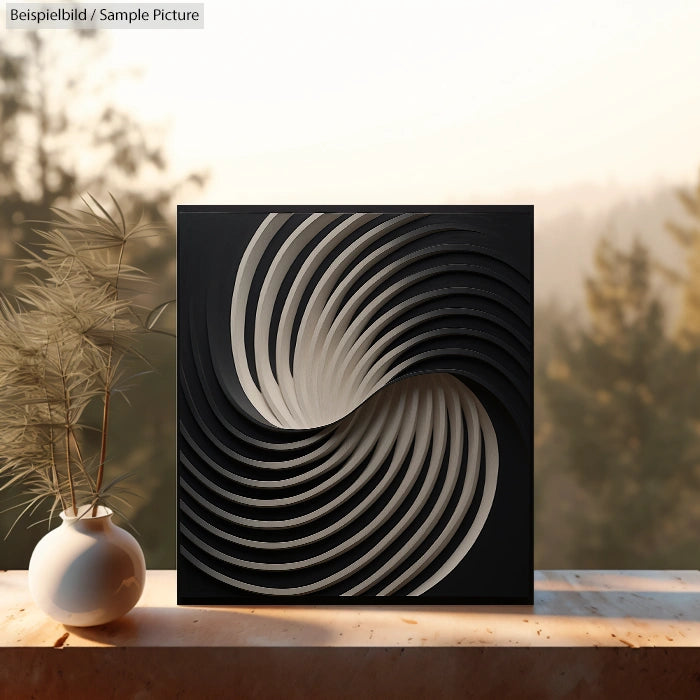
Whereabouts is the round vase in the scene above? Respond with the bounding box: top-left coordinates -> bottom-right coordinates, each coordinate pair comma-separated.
28,505 -> 146,627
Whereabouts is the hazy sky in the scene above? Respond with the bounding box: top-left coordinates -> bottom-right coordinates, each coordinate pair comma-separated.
17,1 -> 700,214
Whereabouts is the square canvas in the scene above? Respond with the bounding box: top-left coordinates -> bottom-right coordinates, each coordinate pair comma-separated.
177,206 -> 533,604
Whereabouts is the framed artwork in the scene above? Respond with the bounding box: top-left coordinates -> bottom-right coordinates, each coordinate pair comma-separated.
177,206 -> 533,604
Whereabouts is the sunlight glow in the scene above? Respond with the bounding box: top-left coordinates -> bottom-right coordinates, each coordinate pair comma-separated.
94,0 -> 700,210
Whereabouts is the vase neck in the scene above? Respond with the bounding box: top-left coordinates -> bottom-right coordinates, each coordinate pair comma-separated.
60,505 -> 114,533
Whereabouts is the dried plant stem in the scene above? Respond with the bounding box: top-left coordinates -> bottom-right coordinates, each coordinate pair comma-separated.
55,341 -> 77,516
41,334 -> 66,511
44,387 -> 66,512
63,425 -> 76,516
94,389 -> 110,496
93,239 -> 126,516
69,429 -> 94,491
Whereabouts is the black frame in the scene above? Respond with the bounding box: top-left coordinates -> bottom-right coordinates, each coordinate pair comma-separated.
177,205 -> 534,605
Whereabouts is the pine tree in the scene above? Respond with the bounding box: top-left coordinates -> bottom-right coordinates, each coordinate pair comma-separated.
534,301 -> 586,567
542,238 -> 700,567
668,171 -> 700,348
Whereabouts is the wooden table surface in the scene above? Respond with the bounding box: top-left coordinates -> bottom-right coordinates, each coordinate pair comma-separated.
2,569 -> 699,648
2,570 -> 700,698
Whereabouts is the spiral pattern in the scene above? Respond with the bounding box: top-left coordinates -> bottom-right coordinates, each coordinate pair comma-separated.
178,210 -> 532,599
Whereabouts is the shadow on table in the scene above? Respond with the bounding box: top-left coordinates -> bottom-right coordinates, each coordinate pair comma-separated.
66,604 -> 337,646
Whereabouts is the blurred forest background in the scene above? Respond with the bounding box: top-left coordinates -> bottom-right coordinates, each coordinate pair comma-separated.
1,23 -> 699,570
0,30 -> 203,567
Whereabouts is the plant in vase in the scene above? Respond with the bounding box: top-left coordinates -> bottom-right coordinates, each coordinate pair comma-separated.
0,197 -> 171,626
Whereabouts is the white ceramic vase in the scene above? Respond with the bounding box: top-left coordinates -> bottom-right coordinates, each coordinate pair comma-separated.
28,505 -> 146,627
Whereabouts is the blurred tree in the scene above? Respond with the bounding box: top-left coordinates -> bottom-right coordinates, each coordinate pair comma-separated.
541,238 -> 700,568
0,30 -> 204,292
533,301 -> 587,568
0,31 -> 203,568
534,300 -> 586,569
667,171 -> 700,348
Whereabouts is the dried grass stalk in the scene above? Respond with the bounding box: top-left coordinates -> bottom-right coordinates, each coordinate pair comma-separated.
0,196 -> 171,532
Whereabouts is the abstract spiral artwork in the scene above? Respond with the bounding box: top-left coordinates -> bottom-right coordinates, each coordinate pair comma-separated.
177,206 -> 533,604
